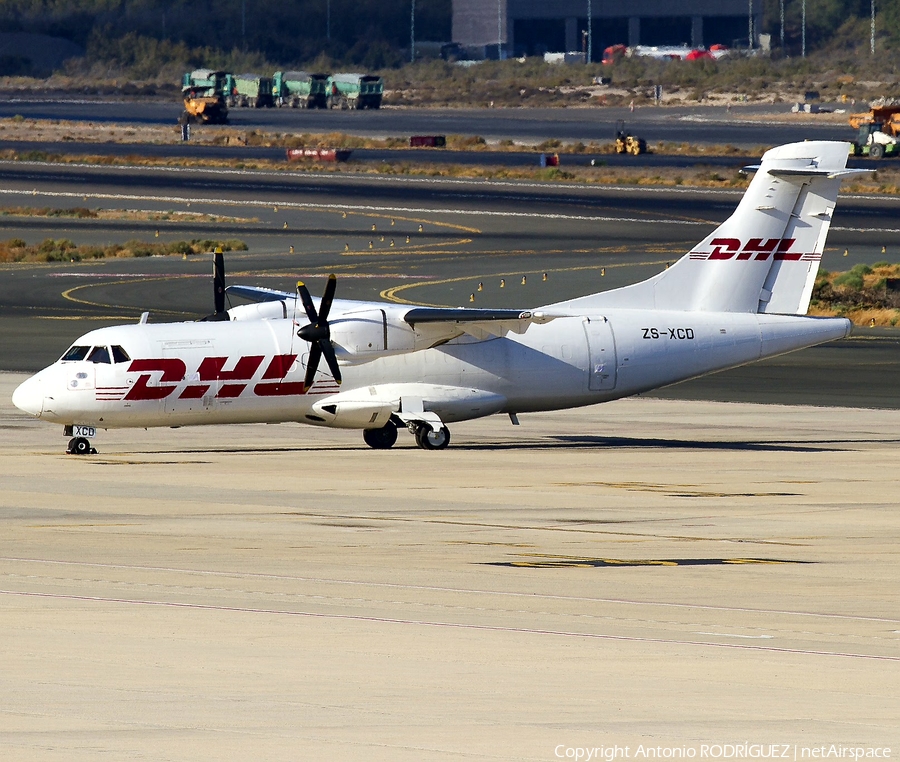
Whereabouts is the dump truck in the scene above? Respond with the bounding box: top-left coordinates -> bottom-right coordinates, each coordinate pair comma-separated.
182,69 -> 230,95
272,71 -> 329,108
180,69 -> 229,124
229,74 -> 274,108
849,105 -> 900,159
326,73 -> 384,110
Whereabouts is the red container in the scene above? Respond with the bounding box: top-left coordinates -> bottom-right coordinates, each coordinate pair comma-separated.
286,148 -> 352,162
409,135 -> 447,148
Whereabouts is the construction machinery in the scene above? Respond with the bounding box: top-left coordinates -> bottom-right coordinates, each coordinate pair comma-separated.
273,71 -> 329,108
849,105 -> 900,159
326,73 -> 384,110
614,121 -> 646,156
180,69 -> 229,124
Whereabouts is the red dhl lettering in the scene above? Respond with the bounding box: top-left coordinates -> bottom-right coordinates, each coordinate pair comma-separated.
124,358 -> 186,401
125,354 -> 307,401
699,238 -> 801,261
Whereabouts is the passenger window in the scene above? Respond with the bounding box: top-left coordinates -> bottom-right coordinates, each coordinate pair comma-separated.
61,345 -> 90,361
111,345 -> 131,363
87,346 -> 111,364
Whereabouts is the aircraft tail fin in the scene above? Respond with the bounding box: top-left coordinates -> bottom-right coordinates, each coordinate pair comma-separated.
553,141 -> 865,314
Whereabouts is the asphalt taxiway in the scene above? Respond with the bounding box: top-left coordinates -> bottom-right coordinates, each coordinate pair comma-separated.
2,373 -> 898,760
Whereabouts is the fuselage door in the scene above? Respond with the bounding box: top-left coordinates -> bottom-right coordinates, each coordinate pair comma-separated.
583,316 -> 617,391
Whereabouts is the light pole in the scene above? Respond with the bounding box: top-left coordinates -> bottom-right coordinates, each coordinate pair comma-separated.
780,0 -> 784,52
587,0 -> 592,63
497,0 -> 503,60
748,0 -> 753,50
871,0 -> 876,56
802,0 -> 806,57
327,0 -> 330,41
410,0 -> 415,64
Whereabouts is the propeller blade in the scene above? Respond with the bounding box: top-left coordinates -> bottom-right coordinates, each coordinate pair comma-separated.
321,341 -> 342,385
213,248 -> 225,315
200,247 -> 229,321
304,342 -> 322,391
318,274 -> 337,322
296,280 -> 318,324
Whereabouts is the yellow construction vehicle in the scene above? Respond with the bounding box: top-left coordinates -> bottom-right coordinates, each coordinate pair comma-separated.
848,105 -> 900,136
848,105 -> 900,159
182,86 -> 228,125
614,120 -> 646,155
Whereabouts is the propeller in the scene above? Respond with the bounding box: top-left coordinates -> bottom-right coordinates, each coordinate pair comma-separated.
200,247 -> 229,321
296,274 -> 342,391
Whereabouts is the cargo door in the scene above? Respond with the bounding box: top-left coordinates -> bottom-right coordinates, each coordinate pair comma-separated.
583,316 -> 617,391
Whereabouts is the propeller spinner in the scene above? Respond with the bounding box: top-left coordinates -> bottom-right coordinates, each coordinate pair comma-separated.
296,274 -> 342,391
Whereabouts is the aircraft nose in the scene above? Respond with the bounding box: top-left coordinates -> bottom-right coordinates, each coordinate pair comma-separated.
12,375 -> 44,417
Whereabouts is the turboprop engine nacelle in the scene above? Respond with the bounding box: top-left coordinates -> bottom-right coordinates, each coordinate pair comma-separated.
228,300 -> 289,321
329,308 -> 417,362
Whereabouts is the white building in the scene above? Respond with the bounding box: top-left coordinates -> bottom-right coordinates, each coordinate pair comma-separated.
452,0 -> 760,60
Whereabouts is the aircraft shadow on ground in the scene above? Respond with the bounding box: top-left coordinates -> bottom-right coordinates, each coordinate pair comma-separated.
116,436 -> 860,456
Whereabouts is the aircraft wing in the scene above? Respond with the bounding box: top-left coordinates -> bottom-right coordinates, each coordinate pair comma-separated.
225,285 -> 560,339
225,285 -> 292,303
403,307 -> 557,340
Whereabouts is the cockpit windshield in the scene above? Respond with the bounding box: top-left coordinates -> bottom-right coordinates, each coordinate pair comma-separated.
60,345 -> 131,363
61,345 -> 90,361
87,346 -> 111,364
111,345 -> 131,363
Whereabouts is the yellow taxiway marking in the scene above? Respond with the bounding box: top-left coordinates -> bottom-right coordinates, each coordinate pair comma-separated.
61,278 -> 189,316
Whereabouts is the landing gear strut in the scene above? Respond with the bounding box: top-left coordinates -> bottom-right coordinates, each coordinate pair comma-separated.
362,421 -> 398,449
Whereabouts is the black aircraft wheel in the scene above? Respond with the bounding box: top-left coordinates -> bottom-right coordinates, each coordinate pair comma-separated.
415,425 -> 451,450
363,422 -> 398,449
67,437 -> 92,455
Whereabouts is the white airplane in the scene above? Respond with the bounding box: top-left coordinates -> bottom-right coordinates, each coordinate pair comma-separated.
13,141 -> 862,453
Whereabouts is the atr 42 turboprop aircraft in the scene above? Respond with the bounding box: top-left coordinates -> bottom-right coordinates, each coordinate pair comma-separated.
13,141 -> 862,453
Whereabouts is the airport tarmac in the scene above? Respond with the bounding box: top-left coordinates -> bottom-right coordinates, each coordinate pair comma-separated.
1,371 -> 898,760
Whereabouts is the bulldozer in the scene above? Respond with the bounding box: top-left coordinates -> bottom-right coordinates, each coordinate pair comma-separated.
614,121 -> 646,156
182,86 -> 228,125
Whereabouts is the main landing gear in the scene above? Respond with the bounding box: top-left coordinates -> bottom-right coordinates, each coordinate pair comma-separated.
361,419 -> 451,450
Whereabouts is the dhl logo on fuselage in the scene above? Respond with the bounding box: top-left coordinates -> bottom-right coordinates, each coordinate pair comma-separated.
688,238 -> 819,262
122,354 -> 320,401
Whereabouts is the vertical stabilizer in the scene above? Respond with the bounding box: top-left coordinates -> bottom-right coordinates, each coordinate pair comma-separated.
553,141 -> 865,314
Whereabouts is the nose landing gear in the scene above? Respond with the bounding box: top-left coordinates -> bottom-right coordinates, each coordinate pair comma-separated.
66,437 -> 97,455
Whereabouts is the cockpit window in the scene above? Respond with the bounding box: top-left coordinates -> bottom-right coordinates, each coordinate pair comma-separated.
111,345 -> 131,363
61,345 -> 90,361
87,346 -> 111,364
